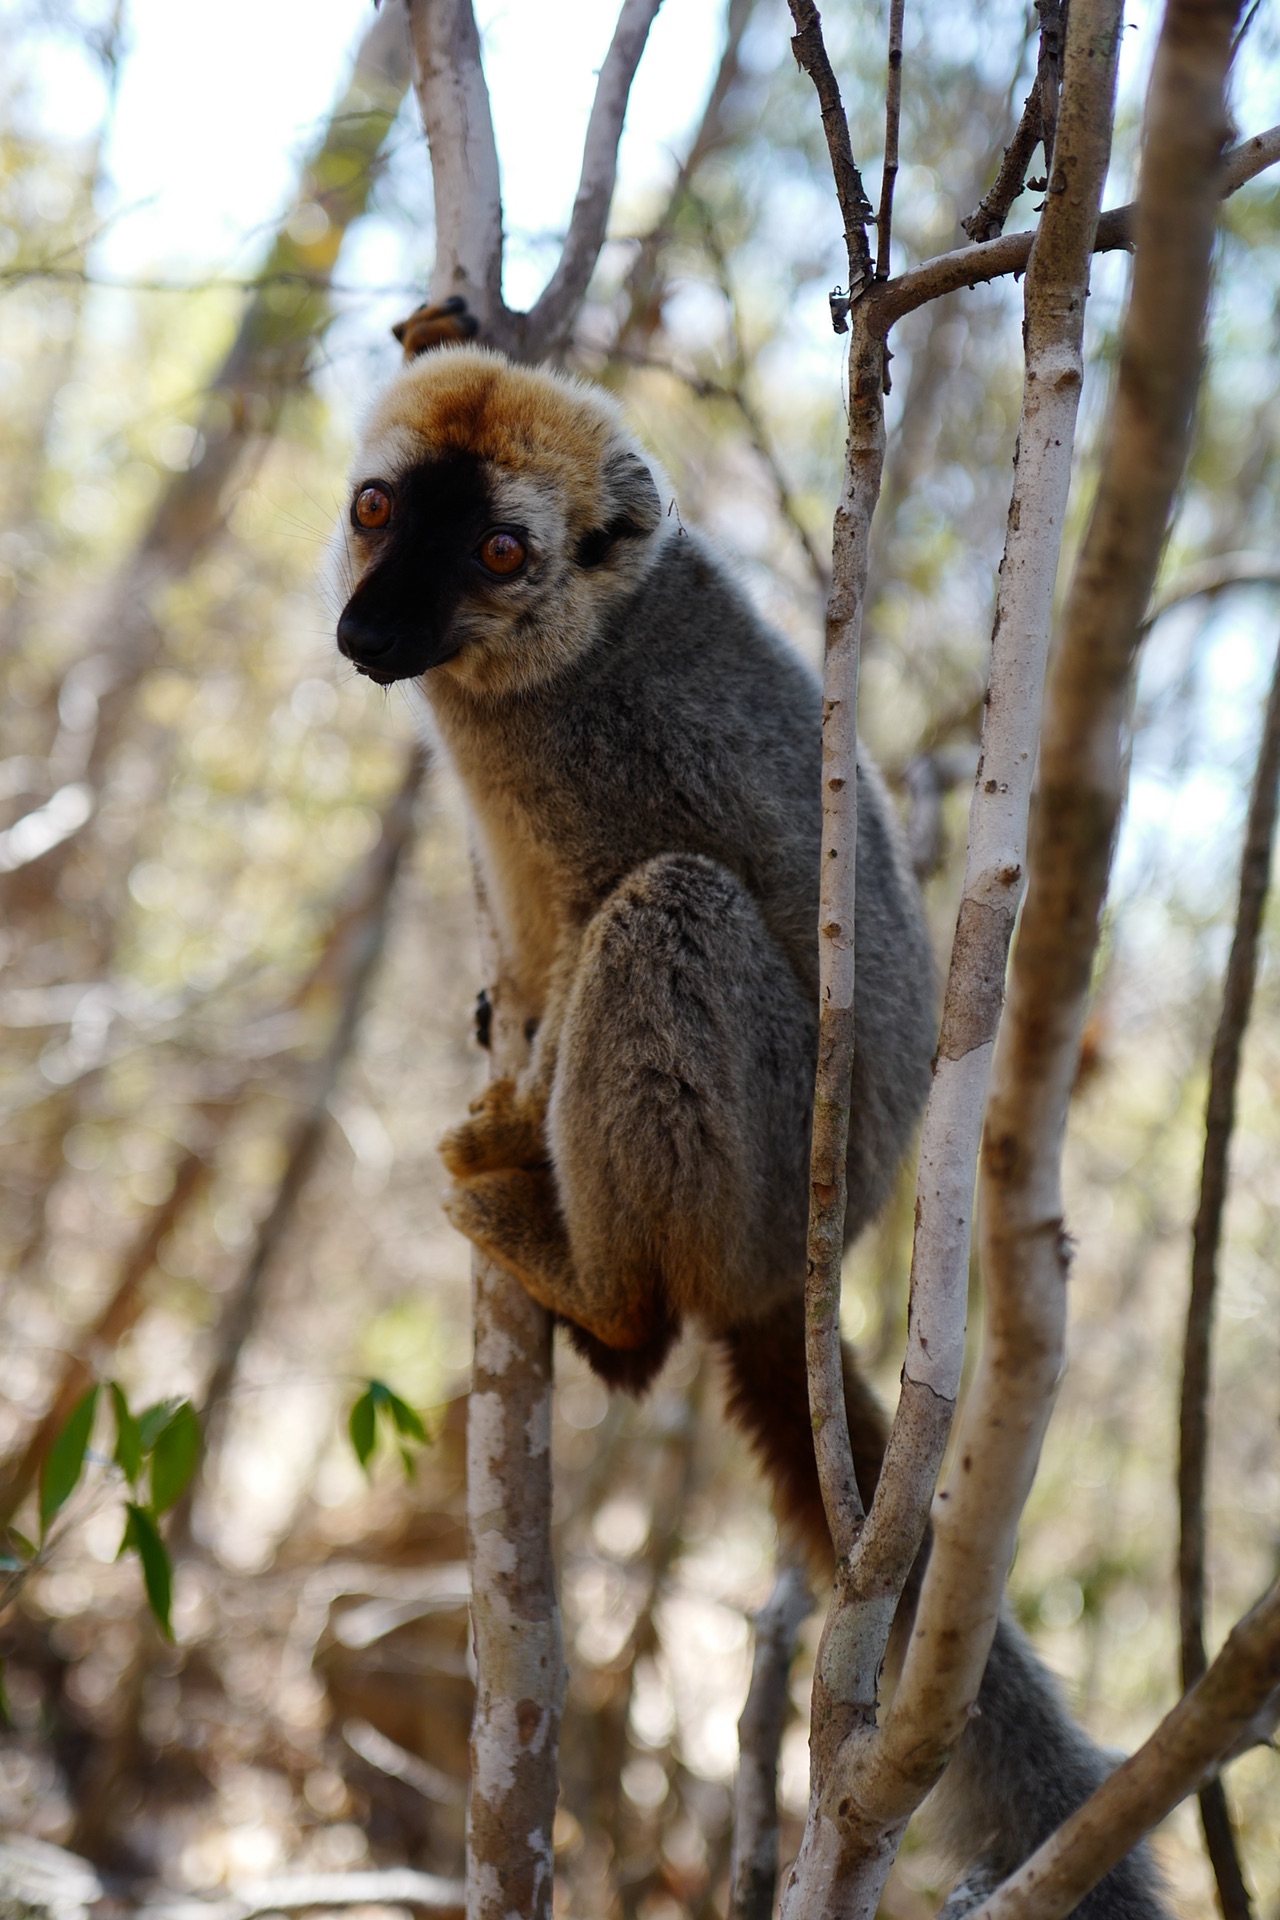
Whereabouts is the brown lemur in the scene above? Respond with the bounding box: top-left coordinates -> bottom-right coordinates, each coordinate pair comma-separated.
334,307 -> 1168,1919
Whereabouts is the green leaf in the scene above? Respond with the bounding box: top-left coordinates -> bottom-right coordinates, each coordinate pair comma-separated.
4,1530 -> 35,1561
39,1385 -> 99,1538
348,1388 -> 377,1469
137,1398 -> 182,1451
110,1383 -> 142,1488
123,1503 -> 173,1639
148,1403 -> 200,1515
384,1391 -> 428,1445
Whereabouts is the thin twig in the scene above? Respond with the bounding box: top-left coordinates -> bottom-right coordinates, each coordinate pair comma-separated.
961,85 -> 1043,242
1140,552 -> 1280,630
787,0 -> 875,296
1035,0 -> 1066,179
729,1561 -> 812,1920
1177,632 -> 1280,1919
875,0 -> 905,280
526,0 -> 664,359
879,120 -> 1280,325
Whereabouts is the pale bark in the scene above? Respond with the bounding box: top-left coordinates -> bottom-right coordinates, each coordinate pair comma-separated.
406,8 -> 564,1896
463,918 -> 563,1920
403,6 -> 675,1909
966,1579 -> 1280,1920
898,0 -> 1244,1857
729,1563 -> 812,1920
867,0 -> 1122,1778
408,0 -> 506,337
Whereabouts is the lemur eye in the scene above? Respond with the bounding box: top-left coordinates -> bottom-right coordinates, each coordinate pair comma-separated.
352,484 -> 393,531
476,529 -> 527,576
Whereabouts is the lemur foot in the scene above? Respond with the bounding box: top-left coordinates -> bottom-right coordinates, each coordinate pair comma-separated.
444,1167 -> 664,1354
439,1076 -> 547,1177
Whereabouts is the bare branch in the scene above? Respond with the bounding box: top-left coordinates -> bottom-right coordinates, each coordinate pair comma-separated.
899,0 -> 1242,1847
787,0 -> 874,297
465,897 -> 564,1920
407,0 -> 507,333
1142,551 -> 1280,629
526,0 -> 665,360
966,1579 -> 1280,1920
875,0 -> 905,280
862,0 -> 1123,1791
963,85 -> 1044,242
1177,632 -> 1280,1917
730,1562 -> 812,1920
1035,0 -> 1066,179
879,121 -> 1280,325
140,1867 -> 466,1920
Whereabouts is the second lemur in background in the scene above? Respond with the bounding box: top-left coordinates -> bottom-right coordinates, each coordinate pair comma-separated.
334,320 -> 1169,1918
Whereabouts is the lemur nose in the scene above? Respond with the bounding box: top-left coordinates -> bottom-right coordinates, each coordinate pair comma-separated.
336,607 -> 392,663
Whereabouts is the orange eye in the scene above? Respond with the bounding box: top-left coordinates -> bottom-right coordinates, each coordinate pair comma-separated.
477,529 -> 527,576
353,484 -> 392,530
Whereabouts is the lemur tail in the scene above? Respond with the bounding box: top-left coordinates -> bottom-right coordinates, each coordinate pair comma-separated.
717,1300 -> 887,1569
716,1303 -> 1170,1920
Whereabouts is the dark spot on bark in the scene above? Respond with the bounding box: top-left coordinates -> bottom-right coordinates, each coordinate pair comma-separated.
517,1698 -> 542,1743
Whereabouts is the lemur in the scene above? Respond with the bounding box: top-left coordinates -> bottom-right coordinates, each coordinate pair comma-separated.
334,311 -> 1168,1919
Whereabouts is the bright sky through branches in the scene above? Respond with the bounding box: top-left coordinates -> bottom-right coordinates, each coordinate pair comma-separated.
21,0 -> 727,303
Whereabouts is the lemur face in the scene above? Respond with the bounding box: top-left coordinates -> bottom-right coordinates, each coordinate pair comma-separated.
335,349 -> 666,698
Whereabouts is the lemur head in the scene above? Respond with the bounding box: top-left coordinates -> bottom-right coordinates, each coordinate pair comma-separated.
335,348 -> 668,698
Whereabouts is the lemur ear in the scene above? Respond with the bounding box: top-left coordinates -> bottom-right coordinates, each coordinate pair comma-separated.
573,448 -> 664,570
392,296 -> 481,361
602,447 -> 662,534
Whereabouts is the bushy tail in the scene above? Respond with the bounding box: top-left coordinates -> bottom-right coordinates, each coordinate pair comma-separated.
717,1300 -> 888,1572
716,1301 -> 1169,1920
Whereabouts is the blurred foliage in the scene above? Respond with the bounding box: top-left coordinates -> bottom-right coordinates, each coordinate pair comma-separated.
0,0 -> 1277,1915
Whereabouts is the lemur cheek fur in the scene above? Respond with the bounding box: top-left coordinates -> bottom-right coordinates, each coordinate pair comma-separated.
335,339 -> 1171,1920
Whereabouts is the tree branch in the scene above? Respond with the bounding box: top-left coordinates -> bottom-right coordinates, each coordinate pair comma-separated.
878,120 -> 1280,326
407,0 -> 507,335
874,0 -> 905,280
464,895 -> 564,1920
526,0 -> 665,361
1177,631 -> 1280,1919
966,1579 -> 1280,1920
897,0 -> 1242,1858
860,0 -> 1122,1802
787,0 -> 874,298
962,84 -> 1044,242
730,1561 -> 812,1920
